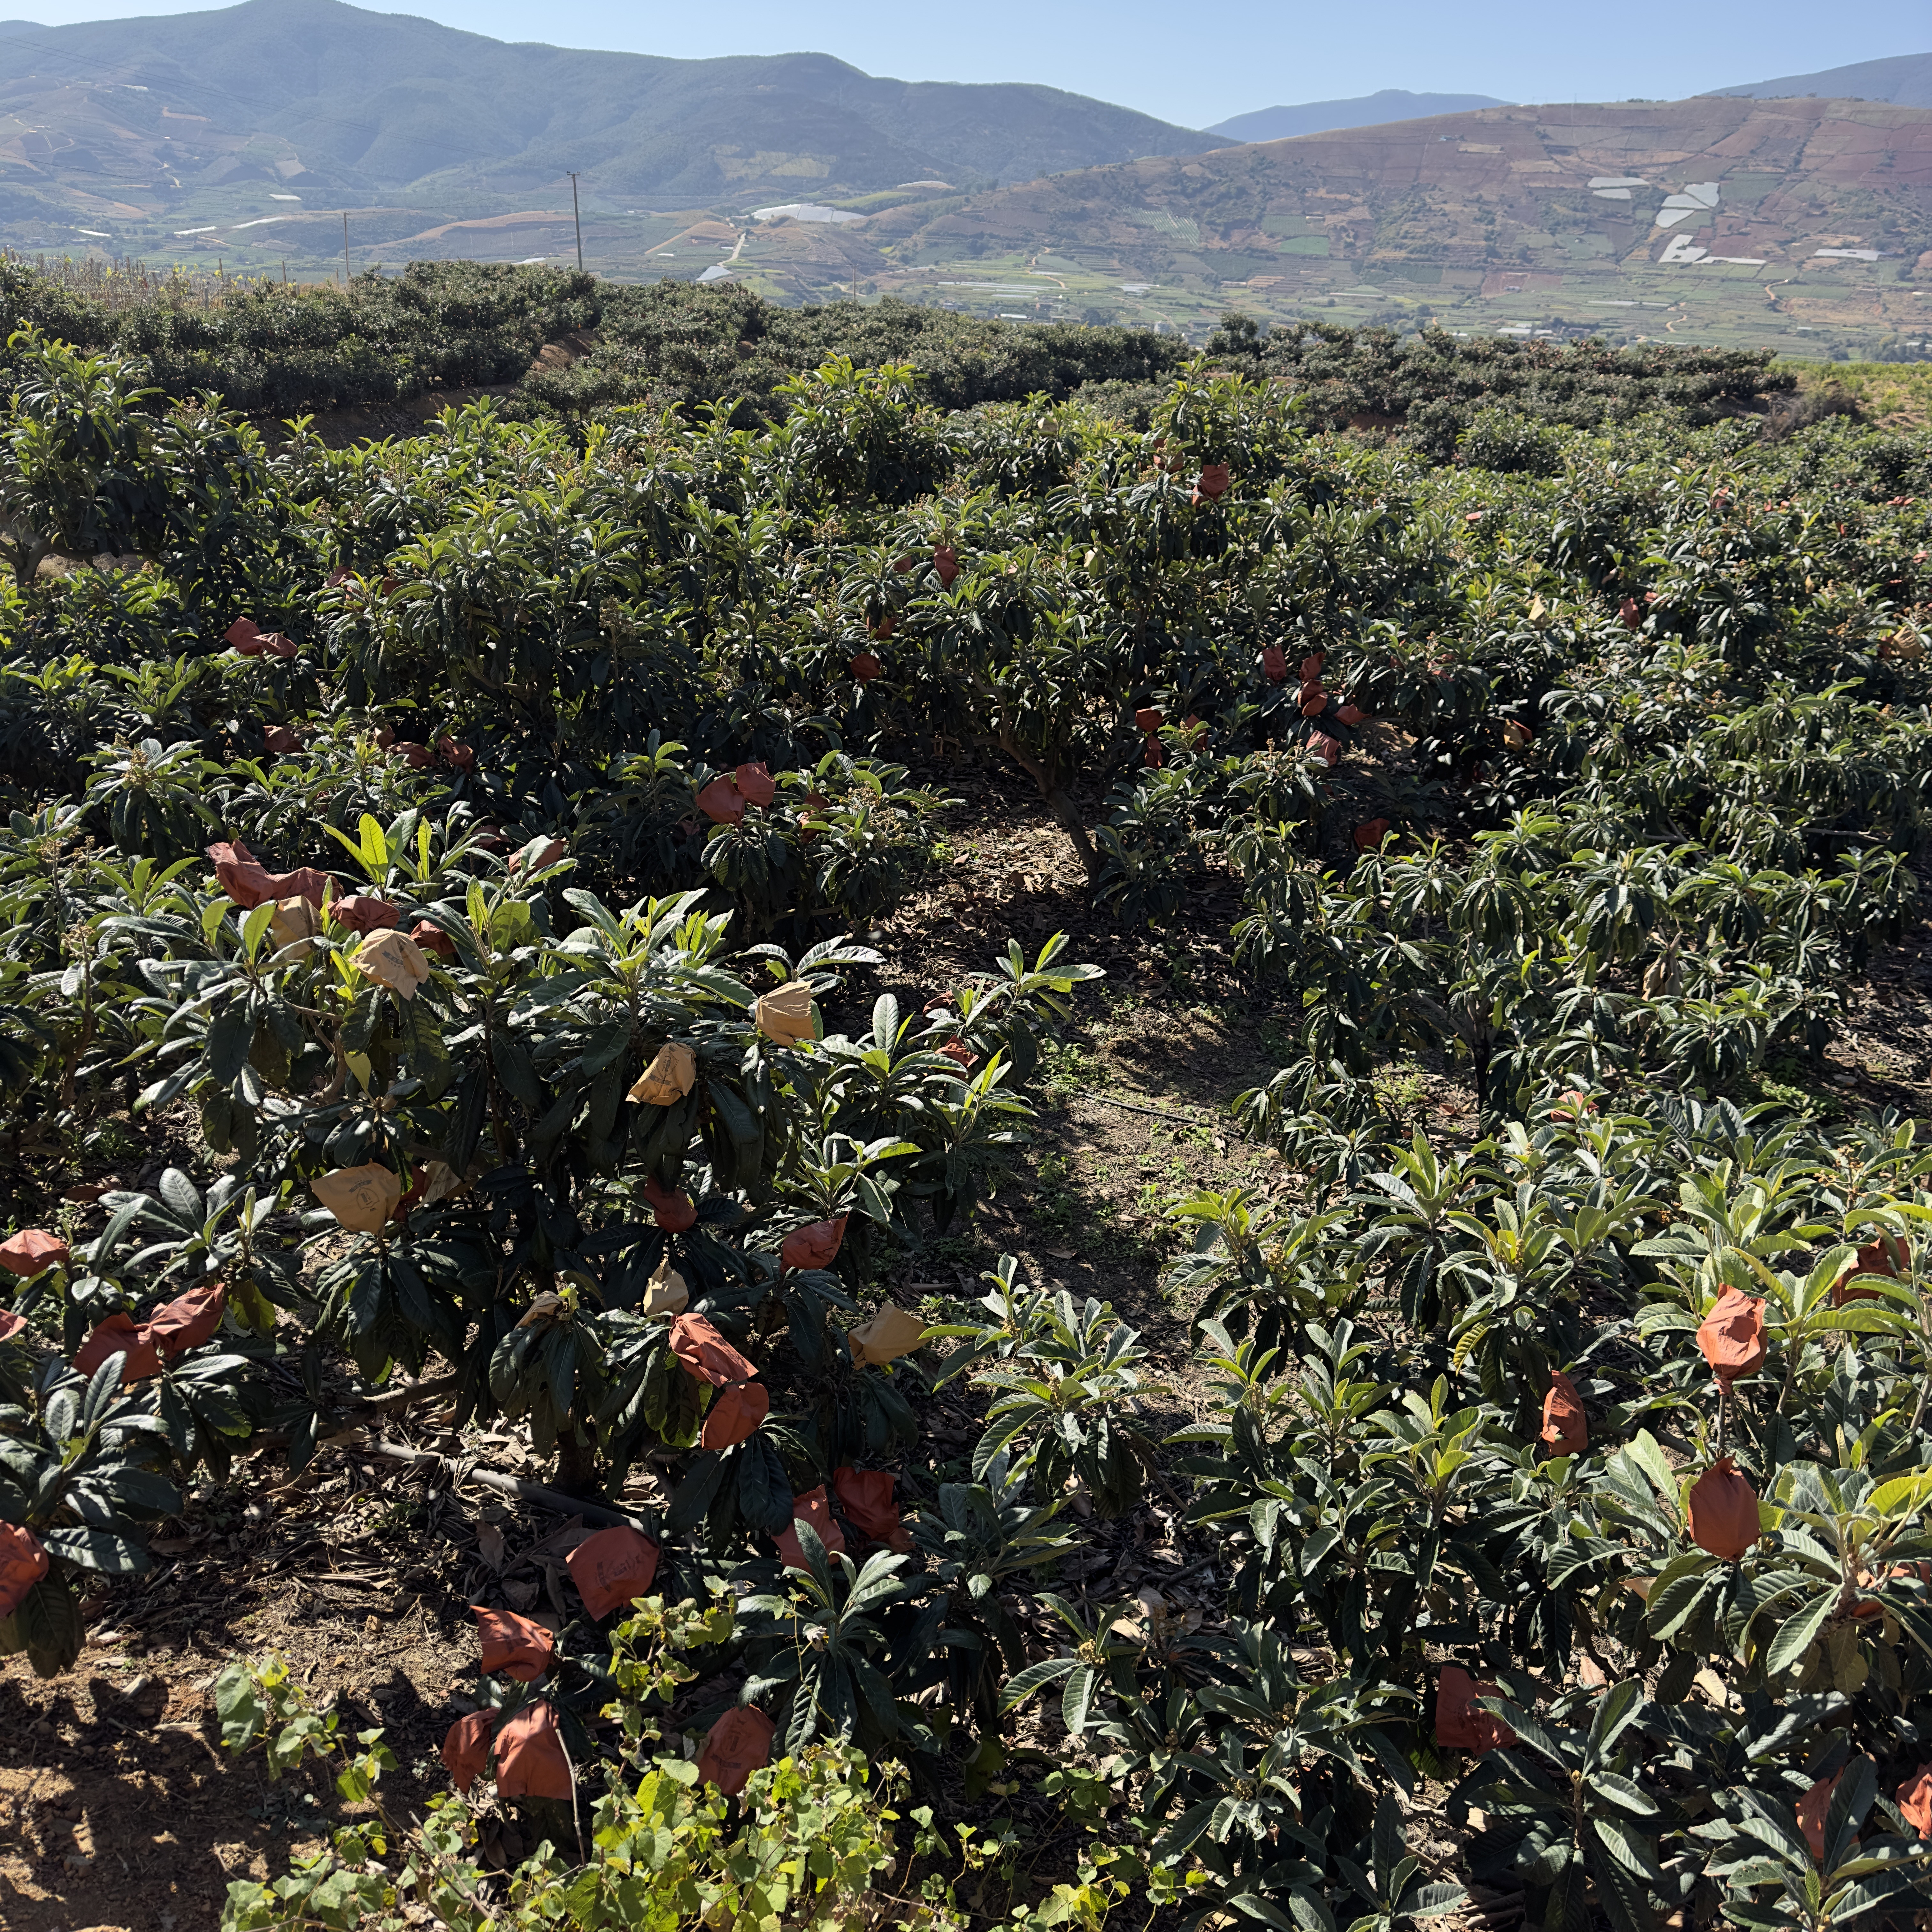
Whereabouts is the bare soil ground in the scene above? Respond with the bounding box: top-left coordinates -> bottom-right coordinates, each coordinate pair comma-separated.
5,757 -> 1931,1929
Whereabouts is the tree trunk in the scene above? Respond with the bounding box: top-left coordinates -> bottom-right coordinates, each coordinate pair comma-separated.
553,1429 -> 602,1499
1,522 -> 51,586
1044,786 -> 1101,884
976,730 -> 1100,885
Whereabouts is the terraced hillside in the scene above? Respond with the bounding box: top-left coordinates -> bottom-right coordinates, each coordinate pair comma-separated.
830,95 -> 1932,354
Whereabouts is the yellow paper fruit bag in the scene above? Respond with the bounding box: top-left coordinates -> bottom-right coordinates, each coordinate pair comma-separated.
628,1041 -> 697,1107
356,929 -> 431,1001
847,1303 -> 927,1367
641,1256 -> 691,1317
754,980 -> 817,1046
268,894 -> 318,961
313,1162 -> 404,1233
420,1159 -> 467,1208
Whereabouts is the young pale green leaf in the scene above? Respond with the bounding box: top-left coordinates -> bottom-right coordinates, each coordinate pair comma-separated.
1623,1429 -> 1680,1506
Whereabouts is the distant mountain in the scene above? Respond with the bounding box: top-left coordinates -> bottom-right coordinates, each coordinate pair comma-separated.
872,94 -> 1932,287
0,18 -> 43,31
0,0 -> 1208,216
832,94 -> 1930,352
1208,91 -> 1509,143
1713,51 -> 1931,108
881,93 -> 1932,286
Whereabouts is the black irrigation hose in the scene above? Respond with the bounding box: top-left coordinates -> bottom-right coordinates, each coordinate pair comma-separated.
1077,1092 -> 1213,1128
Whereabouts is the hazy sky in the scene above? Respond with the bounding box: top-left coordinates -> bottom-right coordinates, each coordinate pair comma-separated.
9,0 -> 1928,129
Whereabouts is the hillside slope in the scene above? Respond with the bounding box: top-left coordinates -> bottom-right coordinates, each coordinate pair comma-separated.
0,0 -> 1206,222
1716,51 -> 1932,109
1208,92 -> 1510,143
839,94 -> 1932,354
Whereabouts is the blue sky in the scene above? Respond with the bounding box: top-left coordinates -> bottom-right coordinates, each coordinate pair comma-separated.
12,0 -> 1928,129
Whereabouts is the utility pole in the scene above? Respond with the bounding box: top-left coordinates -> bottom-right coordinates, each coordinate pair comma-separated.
569,172 -> 584,273
342,211 -> 351,291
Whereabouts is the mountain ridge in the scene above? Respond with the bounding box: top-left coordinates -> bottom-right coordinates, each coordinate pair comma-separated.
1712,51 -> 1931,109
0,0 -> 1210,212
1208,91 -> 1511,143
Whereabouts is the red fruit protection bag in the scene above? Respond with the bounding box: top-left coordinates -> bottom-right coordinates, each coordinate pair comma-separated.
440,1709 -> 492,1793
494,1702 -> 573,1800
1435,1664 -> 1516,1752
475,1606 -> 554,1682
669,1314 -> 755,1387
1539,1370 -> 1587,1457
1688,1457 -> 1761,1560
697,1706 -> 774,1797
774,1486 -> 847,1569
566,1525 -> 661,1620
